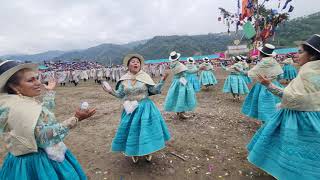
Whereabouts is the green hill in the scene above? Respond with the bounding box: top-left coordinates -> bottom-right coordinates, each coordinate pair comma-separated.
54,44 -> 132,65
274,12 -> 320,47
1,51 -> 66,62
133,33 -> 239,60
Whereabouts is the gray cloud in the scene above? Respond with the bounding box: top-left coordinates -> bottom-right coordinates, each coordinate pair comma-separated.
0,0 -> 318,55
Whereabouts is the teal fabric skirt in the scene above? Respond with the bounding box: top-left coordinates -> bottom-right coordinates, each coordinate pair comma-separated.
241,73 -> 252,84
223,74 -> 249,95
282,64 -> 297,80
0,149 -> 86,180
112,98 -> 171,156
199,70 -> 218,86
186,72 -> 200,92
241,81 -> 282,122
247,109 -> 320,180
164,76 -> 197,112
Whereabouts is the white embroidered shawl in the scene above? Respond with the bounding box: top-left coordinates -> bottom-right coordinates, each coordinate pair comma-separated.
120,70 -> 155,86
248,57 -> 283,78
170,61 -> 187,75
281,60 -> 320,111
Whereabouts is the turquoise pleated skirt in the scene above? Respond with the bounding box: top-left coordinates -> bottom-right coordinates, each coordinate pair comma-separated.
223,74 -> 249,95
282,64 -> 297,80
186,72 -> 200,92
241,73 -> 252,84
112,98 -> 171,156
164,76 -> 197,112
247,109 -> 320,180
241,81 -> 282,122
199,70 -> 218,86
0,149 -> 86,180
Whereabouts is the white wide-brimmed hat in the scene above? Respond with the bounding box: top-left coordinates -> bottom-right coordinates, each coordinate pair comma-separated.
0,60 -> 38,93
123,53 -> 145,67
187,57 -> 195,63
235,56 -> 242,61
169,51 -> 181,61
239,55 -> 247,60
258,43 -> 276,56
203,57 -> 210,62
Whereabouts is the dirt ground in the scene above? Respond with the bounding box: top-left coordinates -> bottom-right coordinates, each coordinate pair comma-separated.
0,69 -> 276,180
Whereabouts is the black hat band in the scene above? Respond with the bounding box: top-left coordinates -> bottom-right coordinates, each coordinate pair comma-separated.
170,54 -> 178,60
0,61 -> 19,76
261,46 -> 274,55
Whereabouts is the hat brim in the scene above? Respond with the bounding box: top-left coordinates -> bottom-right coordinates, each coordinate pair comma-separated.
303,42 -> 320,54
123,54 -> 145,67
258,47 -> 277,56
0,63 -> 38,93
169,53 -> 181,61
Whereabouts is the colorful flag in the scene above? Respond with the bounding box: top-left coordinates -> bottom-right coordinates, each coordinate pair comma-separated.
241,0 -> 254,20
282,0 -> 292,10
288,5 -> 294,12
243,22 -> 256,39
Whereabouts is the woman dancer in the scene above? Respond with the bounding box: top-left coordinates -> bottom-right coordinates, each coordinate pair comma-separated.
239,56 -> 253,84
0,60 -> 96,179
103,54 -> 171,163
185,57 -> 200,93
199,57 -> 218,89
281,54 -> 298,83
164,51 -> 197,119
241,44 -> 284,122
247,34 -> 320,180
221,56 -> 249,101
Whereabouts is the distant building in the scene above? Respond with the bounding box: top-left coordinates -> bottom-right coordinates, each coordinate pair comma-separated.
226,45 -> 249,56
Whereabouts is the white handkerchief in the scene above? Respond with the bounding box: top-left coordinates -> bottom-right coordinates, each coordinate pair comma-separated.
179,77 -> 188,86
44,142 -> 67,162
102,81 -> 112,91
123,100 -> 139,114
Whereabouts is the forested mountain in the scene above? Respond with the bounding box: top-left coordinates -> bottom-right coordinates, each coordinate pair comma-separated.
1,51 -> 66,62
275,12 -> 320,47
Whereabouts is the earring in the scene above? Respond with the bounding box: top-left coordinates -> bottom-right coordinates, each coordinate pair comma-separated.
16,91 -> 22,96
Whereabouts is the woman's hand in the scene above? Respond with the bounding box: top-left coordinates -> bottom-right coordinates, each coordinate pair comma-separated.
161,71 -> 170,81
257,74 -> 271,86
43,78 -> 57,90
101,84 -> 113,94
74,108 -> 96,121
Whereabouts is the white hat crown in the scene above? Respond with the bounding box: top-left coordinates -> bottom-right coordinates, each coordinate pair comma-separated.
169,51 -> 181,61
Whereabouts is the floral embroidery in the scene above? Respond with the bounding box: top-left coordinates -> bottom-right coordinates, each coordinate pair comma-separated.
310,75 -> 320,88
267,83 -> 284,98
112,80 -> 164,101
0,107 -> 9,134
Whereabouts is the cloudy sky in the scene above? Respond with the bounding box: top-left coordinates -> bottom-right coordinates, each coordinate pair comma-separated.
0,0 -> 318,55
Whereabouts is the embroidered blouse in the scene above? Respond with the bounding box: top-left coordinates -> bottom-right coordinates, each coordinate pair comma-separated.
0,91 -> 78,148
221,63 -> 244,74
111,80 -> 164,101
186,64 -> 198,74
266,83 -> 284,98
201,63 -> 214,71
